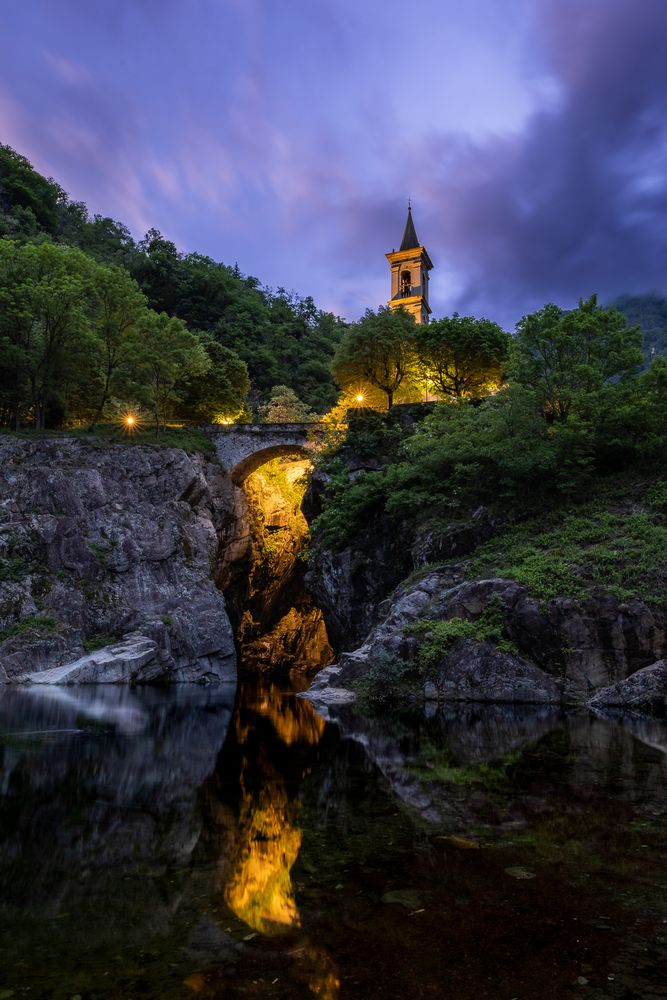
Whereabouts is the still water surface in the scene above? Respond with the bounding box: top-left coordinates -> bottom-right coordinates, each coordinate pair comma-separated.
0,678 -> 666,999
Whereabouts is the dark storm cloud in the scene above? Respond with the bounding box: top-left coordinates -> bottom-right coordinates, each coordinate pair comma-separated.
423,0 -> 667,325
1,0 -> 666,325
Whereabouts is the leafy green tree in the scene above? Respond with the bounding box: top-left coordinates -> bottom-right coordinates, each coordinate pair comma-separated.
0,239 -> 94,428
258,385 -> 312,423
76,215 -> 139,270
0,145 -> 66,237
127,312 -> 210,432
177,334 -> 250,423
88,265 -> 147,428
512,295 -> 642,421
332,307 -> 418,409
416,314 -> 509,399
131,229 -> 184,315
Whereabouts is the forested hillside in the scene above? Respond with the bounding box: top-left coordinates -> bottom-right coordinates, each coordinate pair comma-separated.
614,293 -> 667,363
0,144 -> 345,429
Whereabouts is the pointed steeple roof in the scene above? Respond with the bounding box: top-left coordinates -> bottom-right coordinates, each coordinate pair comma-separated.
399,204 -> 420,251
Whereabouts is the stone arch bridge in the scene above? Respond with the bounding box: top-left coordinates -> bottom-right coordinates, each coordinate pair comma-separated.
201,423 -> 325,484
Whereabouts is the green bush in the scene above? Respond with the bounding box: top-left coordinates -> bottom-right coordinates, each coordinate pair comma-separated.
353,653 -> 421,713
0,615 -> 60,642
82,633 -> 116,653
405,597 -> 517,674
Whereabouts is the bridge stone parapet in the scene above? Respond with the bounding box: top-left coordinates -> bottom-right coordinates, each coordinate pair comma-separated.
201,423 -> 324,483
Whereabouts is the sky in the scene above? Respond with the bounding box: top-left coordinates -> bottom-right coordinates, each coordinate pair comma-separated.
1,0 -> 667,328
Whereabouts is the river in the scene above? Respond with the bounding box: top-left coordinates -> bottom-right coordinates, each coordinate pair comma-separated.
0,677 -> 666,999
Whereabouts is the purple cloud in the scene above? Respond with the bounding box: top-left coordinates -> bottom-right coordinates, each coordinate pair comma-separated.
1,0 -> 666,327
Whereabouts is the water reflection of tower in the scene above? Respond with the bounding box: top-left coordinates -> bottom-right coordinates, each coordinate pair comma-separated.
202,680 -> 340,998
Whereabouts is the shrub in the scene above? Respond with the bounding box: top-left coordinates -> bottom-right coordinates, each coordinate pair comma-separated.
353,653 -> 421,713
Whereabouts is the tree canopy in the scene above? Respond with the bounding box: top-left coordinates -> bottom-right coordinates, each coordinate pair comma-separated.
512,295 -> 643,421
332,307 -> 418,409
415,314 -> 510,399
0,145 -> 347,422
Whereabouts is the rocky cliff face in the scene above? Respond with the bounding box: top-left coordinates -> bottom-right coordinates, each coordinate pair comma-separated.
306,570 -> 667,711
0,438 -> 238,682
304,468 -> 496,653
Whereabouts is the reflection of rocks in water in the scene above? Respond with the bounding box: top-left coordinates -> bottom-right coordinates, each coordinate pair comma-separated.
224,782 -> 303,934
197,681 -> 340,995
4,683 -> 150,734
611,712 -> 667,755
0,685 -> 235,919
428,703 -> 562,764
318,701 -> 667,834
316,702 -> 561,826
248,678 -> 327,747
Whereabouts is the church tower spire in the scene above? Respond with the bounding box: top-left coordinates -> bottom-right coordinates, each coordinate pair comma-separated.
386,203 -> 433,323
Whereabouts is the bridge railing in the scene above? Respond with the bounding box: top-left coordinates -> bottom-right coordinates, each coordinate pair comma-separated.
198,422 -> 325,434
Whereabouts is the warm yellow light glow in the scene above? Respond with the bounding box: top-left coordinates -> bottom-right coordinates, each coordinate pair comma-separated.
221,692 -> 326,938
224,785 -> 303,935
119,410 -> 141,433
355,393 -> 364,403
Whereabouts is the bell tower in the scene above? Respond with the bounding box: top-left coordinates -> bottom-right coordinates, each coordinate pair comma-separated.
385,203 -> 433,324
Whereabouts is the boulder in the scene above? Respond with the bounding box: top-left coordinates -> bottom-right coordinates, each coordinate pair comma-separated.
26,635 -> 162,685
428,638 -> 561,704
589,659 -> 667,716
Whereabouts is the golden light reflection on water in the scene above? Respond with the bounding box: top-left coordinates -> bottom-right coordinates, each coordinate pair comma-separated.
222,687 -> 326,939
224,782 -> 302,934
252,684 -> 326,747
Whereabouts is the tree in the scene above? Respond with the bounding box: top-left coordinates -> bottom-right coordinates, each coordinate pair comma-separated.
177,334 -> 250,423
132,229 -> 184,315
0,239 -> 93,428
512,295 -> 643,421
88,265 -> 147,428
331,307 -> 418,409
258,385 -> 312,423
0,145 -> 66,237
415,313 -> 509,400
127,312 -> 210,432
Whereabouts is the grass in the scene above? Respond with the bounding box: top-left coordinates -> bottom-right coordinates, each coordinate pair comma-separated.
0,425 -> 216,458
467,486 -> 667,606
0,615 -> 60,643
405,596 -> 518,674
82,633 -> 116,653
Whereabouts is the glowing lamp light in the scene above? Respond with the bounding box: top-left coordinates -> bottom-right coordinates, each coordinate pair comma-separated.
355,393 -> 364,403
120,411 -> 140,433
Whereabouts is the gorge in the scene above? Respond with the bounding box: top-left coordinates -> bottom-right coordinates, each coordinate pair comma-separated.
2,436 -> 667,999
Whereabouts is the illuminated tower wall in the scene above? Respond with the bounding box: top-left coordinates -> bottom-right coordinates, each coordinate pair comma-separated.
385,205 -> 433,324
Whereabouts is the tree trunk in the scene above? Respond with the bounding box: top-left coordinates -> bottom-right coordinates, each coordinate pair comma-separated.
89,370 -> 112,431
386,389 -> 394,409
